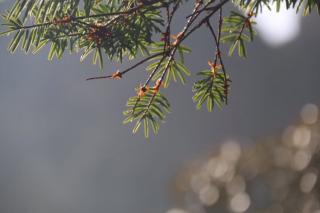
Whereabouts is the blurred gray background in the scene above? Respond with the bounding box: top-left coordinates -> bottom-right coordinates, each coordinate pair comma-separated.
0,1 -> 319,213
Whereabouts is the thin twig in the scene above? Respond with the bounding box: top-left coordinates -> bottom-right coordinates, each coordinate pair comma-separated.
86,52 -> 163,81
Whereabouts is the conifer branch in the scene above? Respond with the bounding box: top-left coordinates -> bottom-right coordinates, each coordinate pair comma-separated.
1,0 -> 319,137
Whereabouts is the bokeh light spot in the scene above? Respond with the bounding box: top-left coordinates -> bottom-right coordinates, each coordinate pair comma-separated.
255,3 -> 301,47
230,192 -> 251,213
199,184 -> 220,206
300,171 -> 318,193
301,104 -> 319,125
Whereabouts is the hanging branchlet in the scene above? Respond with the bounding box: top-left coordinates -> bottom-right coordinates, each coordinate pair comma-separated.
221,10 -> 256,57
1,0 -> 319,137
206,13 -> 230,105
192,60 -> 231,112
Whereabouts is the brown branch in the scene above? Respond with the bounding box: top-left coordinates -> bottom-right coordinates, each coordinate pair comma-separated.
86,52 -> 163,81
181,0 -> 230,42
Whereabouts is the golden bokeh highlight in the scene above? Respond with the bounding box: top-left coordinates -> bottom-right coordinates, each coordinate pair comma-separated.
300,171 -> 318,193
198,184 -> 220,206
291,150 -> 312,171
229,192 -> 251,213
167,104 -> 320,213
301,104 -> 319,125
166,208 -> 189,213
293,125 -> 311,148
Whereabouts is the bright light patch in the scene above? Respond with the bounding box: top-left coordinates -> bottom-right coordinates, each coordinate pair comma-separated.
255,3 -> 301,47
